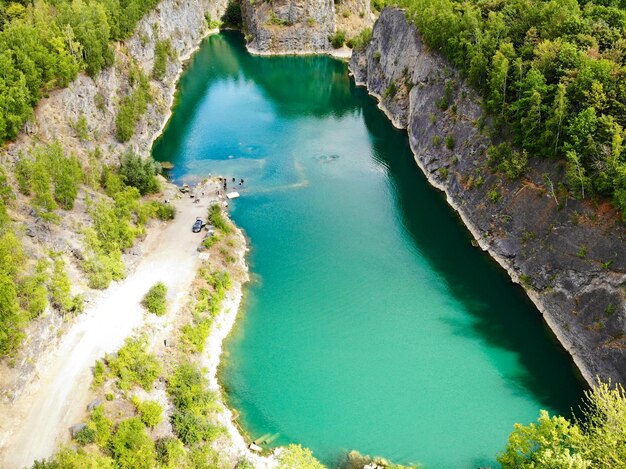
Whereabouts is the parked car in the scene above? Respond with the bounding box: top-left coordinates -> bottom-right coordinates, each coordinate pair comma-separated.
192,218 -> 204,233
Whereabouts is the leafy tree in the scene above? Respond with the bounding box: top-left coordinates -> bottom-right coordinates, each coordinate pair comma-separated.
277,444 -> 326,469
118,151 -> 161,195
49,256 -> 74,314
499,382 -> 626,468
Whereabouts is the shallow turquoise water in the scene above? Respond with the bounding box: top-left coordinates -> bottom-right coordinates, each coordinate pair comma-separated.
153,32 -> 584,468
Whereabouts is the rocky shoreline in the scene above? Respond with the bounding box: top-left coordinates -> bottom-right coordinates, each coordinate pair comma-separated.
349,8 -> 626,386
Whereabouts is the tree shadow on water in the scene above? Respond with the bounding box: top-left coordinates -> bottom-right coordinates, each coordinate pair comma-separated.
358,86 -> 585,418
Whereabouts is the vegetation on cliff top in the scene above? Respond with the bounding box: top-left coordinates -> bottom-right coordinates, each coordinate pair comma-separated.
389,0 -> 626,216
0,0 -> 161,143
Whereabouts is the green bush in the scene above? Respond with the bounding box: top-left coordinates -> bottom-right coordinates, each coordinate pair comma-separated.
277,444 -> 325,469
142,282 -> 167,315
155,437 -> 187,468
384,82 -> 398,99
107,336 -> 162,391
110,417 -> 157,469
207,204 -> 232,234
167,362 -> 220,445
35,447 -> 115,467
181,318 -> 212,353
330,30 -> 346,48
487,143 -> 527,180
445,134 -> 455,150
118,151 -> 161,195
18,259 -> 49,319
89,405 -> 114,448
153,39 -> 174,80
74,426 -> 97,445
49,256 -> 74,314
134,398 -> 163,428
92,359 -> 108,387
347,28 -> 372,51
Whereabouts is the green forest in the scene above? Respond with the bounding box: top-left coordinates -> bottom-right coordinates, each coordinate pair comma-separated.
0,0 -> 159,142
395,0 -> 626,214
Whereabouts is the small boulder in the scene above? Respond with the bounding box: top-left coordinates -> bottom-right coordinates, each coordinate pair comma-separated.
86,399 -> 101,412
70,423 -> 87,438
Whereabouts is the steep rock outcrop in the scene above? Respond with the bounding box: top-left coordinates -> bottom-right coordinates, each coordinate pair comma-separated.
241,0 -> 374,54
351,8 -> 626,385
242,0 -> 336,53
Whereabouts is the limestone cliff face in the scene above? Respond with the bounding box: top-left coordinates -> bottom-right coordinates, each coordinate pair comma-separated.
351,8 -> 626,385
241,0 -> 374,54
241,0 -> 336,53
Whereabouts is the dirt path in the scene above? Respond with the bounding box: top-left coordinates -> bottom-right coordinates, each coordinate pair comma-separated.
0,185 -> 217,469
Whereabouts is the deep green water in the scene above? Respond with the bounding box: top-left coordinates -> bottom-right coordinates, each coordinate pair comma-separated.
153,32 -> 584,468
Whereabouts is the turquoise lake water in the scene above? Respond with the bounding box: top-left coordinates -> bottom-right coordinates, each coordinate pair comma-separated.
153,32 -> 584,468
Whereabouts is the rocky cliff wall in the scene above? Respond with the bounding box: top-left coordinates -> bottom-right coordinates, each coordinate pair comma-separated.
242,0 -> 336,53
351,8 -> 626,386
241,0 -> 373,54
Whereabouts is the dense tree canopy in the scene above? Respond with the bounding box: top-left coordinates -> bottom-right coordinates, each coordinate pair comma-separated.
395,0 -> 626,215
0,0 -> 158,143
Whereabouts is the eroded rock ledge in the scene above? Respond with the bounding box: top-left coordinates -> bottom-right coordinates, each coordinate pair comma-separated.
350,8 -> 626,386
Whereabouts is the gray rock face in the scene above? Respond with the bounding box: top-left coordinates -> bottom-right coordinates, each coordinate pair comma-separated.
242,0 -> 336,53
351,8 -> 626,385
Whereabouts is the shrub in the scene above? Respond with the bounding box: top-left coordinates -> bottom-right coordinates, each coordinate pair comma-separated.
142,282 -> 167,316
445,134 -> 455,150
15,156 -> 32,196
277,444 -> 325,469
152,201 -> 175,220
89,405 -> 114,448
155,437 -> 187,468
74,426 -> 96,445
110,417 -> 157,469
39,447 -> 115,467
19,259 -> 49,319
347,28 -> 372,51
370,0 -> 386,12
134,398 -> 163,428
207,204 -> 232,234
436,81 -> 454,111
488,188 -> 501,203
384,82 -> 397,99
107,336 -> 162,391
167,362 -> 220,445
92,359 -> 107,388
180,318 -> 212,353
330,30 -> 346,48
71,115 -> 90,141
49,256 -> 74,314
488,143 -> 527,180
152,39 -> 174,80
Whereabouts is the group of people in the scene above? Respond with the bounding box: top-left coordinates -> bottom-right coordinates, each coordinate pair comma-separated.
216,177 -> 245,196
